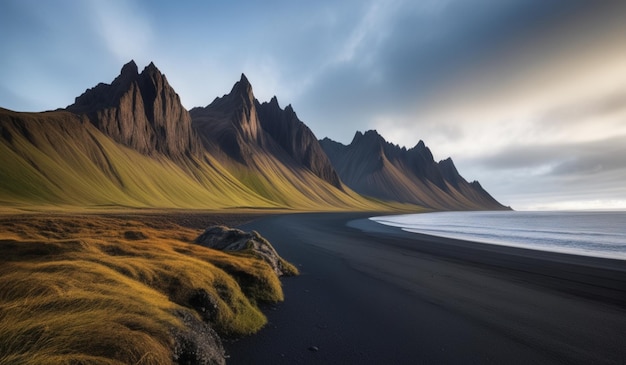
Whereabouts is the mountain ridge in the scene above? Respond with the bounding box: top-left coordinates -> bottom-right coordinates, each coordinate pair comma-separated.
320,130 -> 509,210
189,73 -> 365,208
1,60 -> 507,211
67,60 -> 201,159
255,96 -> 343,189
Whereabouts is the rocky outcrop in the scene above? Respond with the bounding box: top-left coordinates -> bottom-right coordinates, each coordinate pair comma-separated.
67,60 -> 201,158
320,130 -> 509,210
256,97 -> 342,189
195,226 -> 297,277
172,309 -> 226,365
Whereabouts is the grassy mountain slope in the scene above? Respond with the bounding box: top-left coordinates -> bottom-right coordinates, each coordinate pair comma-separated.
0,108 -> 394,211
0,108 -> 276,209
1,61 -> 502,212
190,75 -> 390,211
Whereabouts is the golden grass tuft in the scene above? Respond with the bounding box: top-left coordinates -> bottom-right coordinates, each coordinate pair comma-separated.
0,214 -> 294,364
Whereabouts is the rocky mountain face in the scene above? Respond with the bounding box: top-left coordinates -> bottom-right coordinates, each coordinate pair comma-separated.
67,60 -> 201,158
190,75 -> 342,190
256,97 -> 342,189
1,60 -> 506,211
320,130 -> 508,210
190,74 -> 264,164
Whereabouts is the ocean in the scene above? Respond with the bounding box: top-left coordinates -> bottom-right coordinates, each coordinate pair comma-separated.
371,211 -> 626,260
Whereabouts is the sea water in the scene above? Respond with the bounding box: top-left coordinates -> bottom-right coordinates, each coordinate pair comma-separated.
371,211 -> 626,260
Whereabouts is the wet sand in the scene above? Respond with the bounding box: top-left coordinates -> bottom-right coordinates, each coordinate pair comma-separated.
226,212 -> 626,364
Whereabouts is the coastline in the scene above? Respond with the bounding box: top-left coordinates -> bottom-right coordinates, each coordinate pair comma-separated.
226,212 -> 626,364
370,210 -> 626,261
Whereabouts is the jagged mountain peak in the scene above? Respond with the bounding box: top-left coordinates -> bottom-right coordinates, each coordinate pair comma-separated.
263,97 -> 298,119
351,129 -> 386,145
320,129 -> 508,210
1,59 -> 507,211
229,73 -> 254,101
190,74 -> 264,163
120,60 -> 139,77
254,95 -> 343,189
141,62 -> 164,79
415,140 -> 426,150
239,73 -> 250,85
67,60 -> 199,158
438,157 -> 463,187
438,157 -> 455,168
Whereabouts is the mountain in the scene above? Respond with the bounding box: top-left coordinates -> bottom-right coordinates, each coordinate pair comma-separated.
255,96 -> 342,189
0,64 -> 271,208
320,130 -> 509,210
67,60 -> 201,159
0,63 -> 377,210
190,74 -> 262,164
0,107 -> 273,208
0,60 -> 504,211
189,75 -> 366,209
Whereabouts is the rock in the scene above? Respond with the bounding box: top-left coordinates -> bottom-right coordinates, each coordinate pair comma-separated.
172,309 -> 226,365
308,346 -> 319,352
188,288 -> 219,322
123,230 -> 147,240
194,226 -> 295,277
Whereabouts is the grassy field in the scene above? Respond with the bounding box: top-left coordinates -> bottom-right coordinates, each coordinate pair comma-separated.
0,213 -> 296,364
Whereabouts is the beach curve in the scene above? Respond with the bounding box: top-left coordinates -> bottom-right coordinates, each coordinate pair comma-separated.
226,212 -> 626,364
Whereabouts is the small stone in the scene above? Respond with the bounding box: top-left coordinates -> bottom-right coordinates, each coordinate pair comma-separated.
308,346 -> 319,352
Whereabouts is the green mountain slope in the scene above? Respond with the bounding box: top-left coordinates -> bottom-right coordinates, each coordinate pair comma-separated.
0,108 -> 275,209
0,61 -> 503,212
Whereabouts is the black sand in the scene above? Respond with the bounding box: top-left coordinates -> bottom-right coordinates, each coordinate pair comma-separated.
226,213 -> 626,364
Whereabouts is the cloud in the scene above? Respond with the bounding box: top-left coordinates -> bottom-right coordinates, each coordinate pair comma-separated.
2,0 -> 625,210
88,0 -> 154,64
538,89 -> 626,131
464,134 -> 626,210
333,0 -> 401,65
550,138 -> 626,177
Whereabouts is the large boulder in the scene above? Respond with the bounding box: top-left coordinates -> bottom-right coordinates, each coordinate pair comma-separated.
194,226 -> 297,277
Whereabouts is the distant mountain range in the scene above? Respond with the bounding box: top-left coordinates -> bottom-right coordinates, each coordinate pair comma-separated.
0,61 -> 508,211
320,131 -> 505,210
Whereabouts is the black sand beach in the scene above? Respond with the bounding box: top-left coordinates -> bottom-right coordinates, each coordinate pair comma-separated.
226,213 -> 626,364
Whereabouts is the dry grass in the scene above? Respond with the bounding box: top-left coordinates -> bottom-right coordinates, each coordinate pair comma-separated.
0,214 -> 292,364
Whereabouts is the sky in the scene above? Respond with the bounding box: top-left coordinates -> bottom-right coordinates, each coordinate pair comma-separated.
1,0 -> 625,211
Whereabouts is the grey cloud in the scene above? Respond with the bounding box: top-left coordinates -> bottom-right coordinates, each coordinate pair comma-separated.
477,136 -> 626,174
473,145 -> 563,170
549,138 -> 626,176
293,0 -> 592,140
464,137 -> 626,210
540,89 -> 626,126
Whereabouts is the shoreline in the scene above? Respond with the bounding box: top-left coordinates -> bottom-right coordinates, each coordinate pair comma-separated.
226,212 -> 626,364
370,210 -> 626,261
